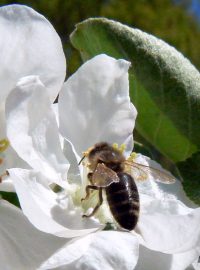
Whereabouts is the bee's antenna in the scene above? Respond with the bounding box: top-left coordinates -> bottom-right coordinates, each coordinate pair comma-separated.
78,155 -> 86,165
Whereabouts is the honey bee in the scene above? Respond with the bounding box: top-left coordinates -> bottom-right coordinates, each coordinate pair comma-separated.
80,142 -> 175,231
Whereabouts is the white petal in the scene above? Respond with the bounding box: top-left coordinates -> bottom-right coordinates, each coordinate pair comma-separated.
0,200 -> 69,270
135,245 -> 172,270
6,76 -> 69,186
63,139 -> 82,185
40,233 -> 95,269
8,168 -> 103,238
42,231 -> 139,270
0,177 -> 15,192
137,199 -> 200,254
193,258 -> 200,270
59,54 -> 137,157
0,4 -> 66,103
135,245 -> 199,270
171,249 -> 200,270
0,104 -> 6,138
0,144 -> 29,173
52,104 -> 81,184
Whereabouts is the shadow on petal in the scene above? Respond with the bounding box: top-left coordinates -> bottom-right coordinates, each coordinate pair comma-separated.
51,204 -> 101,230
135,245 -> 172,270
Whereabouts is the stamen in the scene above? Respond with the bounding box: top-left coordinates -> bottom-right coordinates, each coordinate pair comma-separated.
127,152 -> 137,161
0,139 -> 9,153
112,143 -> 119,151
112,143 -> 126,154
119,144 -> 126,153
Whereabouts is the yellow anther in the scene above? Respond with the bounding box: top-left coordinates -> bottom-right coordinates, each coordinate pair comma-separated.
112,143 -> 126,154
0,139 -> 9,153
127,152 -> 137,161
112,143 -> 119,151
119,144 -> 126,154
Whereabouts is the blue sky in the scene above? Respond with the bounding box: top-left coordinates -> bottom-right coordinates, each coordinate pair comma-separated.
175,0 -> 200,21
190,0 -> 200,20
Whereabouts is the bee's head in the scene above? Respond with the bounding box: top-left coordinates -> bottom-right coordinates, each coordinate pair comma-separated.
88,142 -> 125,171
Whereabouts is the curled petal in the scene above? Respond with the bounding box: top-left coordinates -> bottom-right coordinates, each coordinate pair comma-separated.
0,4 -> 66,103
59,54 -> 137,157
8,168 -> 103,238
63,139 -> 82,185
6,76 -> 69,186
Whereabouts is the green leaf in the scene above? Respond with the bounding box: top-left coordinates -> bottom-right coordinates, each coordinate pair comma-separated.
70,18 -> 200,162
177,151 -> 200,205
134,141 -> 153,159
0,191 -> 20,208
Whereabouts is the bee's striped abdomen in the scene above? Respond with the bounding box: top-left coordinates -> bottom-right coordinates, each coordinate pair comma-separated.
106,172 -> 139,230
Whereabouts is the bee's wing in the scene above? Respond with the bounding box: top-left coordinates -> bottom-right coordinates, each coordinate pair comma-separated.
124,161 -> 176,184
92,163 -> 120,187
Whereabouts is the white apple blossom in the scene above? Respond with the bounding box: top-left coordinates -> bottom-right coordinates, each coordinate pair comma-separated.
3,49 -> 200,270
0,4 -> 199,270
0,4 -> 66,191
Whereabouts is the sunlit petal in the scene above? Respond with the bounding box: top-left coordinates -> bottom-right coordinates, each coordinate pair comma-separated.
8,168 -> 103,238
0,200 -> 69,270
0,4 -> 66,103
137,199 -> 200,254
6,76 -> 69,186
41,231 -> 139,270
135,245 -> 199,270
59,54 -> 136,157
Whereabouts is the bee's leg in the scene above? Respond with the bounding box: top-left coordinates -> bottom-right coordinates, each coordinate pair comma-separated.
87,172 -> 94,184
82,188 -> 103,218
81,184 -> 99,202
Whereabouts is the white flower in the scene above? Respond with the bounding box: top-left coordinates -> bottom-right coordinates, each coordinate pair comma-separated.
3,47 -> 200,270
0,4 -> 66,191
